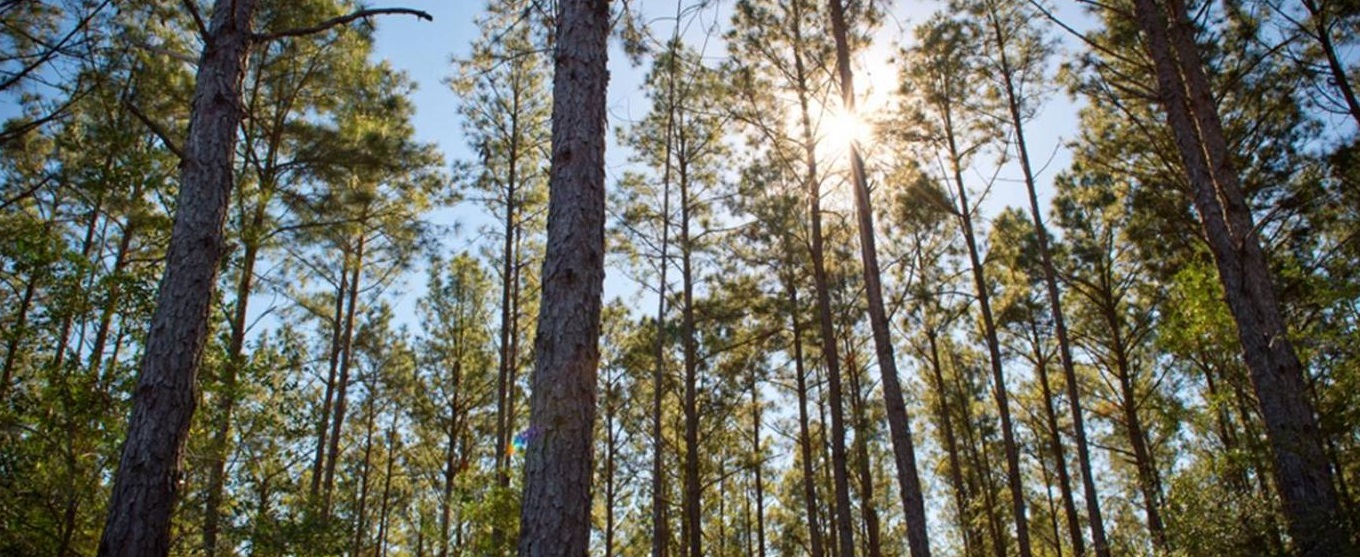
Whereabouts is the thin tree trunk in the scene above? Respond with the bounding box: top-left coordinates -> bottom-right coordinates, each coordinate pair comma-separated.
942,86 -> 1033,556
675,51 -> 703,557
923,330 -> 978,556
825,1 -> 933,554
979,2 -> 1106,552
786,8 -> 828,557
324,233 -> 366,514
0,274 -> 37,400
515,0 -> 609,553
1131,0 -> 1351,553
652,14 -> 682,556
604,391 -> 618,557
800,4 -> 855,553
354,395 -> 378,555
952,344 -> 1008,557
1027,322 -> 1085,557
785,267 -> 827,557
204,205 -> 264,557
845,343 -> 883,557
495,123 -> 519,487
439,354 -> 464,557
97,1 -> 258,554
376,422 -> 398,557
751,362 -> 768,557
312,267 -> 348,497
1299,0 -> 1360,127
89,213 -> 137,389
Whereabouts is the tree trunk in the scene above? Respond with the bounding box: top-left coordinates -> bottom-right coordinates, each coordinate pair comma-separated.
495,72 -> 527,509
786,8 -> 828,557
1026,322 -> 1085,557
1299,0 -> 1360,127
944,108 -> 1033,557
203,206 -> 263,557
785,267 -> 827,557
312,266 -> 348,497
0,274 -> 37,400
515,0 -> 609,553
376,422 -> 398,557
679,107 -> 703,557
845,343 -> 883,557
825,1 -> 933,554
324,233 -> 366,514
354,394 -> 378,555
923,329 -> 979,556
951,341 -> 1008,557
751,362 -> 768,557
800,5 -> 855,554
439,354 -> 465,557
604,389 -> 618,557
1130,0 -> 1352,553
97,1 -> 257,554
979,2 -> 1107,552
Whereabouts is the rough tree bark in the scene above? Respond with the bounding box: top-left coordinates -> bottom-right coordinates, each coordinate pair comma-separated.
1129,0 -> 1353,554
515,0 -> 610,554
96,1 -> 258,554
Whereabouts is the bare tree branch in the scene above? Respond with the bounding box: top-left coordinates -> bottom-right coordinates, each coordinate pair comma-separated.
252,7 -> 433,42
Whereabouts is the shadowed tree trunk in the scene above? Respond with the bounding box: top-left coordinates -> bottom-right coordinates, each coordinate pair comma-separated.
97,1 -> 259,554
1129,0 -> 1353,553
515,0 -> 610,554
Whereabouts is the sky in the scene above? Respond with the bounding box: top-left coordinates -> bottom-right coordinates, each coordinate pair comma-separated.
365,0 -> 1090,312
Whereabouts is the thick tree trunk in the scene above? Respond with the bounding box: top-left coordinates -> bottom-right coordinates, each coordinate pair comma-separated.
515,0 -> 609,554
97,1 -> 257,554
1130,0 -> 1352,553
825,1 -> 933,554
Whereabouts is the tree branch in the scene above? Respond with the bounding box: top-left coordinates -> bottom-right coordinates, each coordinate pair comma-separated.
123,98 -> 185,159
181,0 -> 209,39
252,7 -> 433,42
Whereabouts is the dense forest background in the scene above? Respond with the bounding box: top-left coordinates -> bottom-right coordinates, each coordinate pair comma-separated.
2,0 -> 1358,556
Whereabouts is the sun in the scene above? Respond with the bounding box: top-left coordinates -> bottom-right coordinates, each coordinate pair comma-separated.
822,105 -> 876,156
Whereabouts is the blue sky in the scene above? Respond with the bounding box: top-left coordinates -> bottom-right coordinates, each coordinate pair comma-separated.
366,0 -> 1087,310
